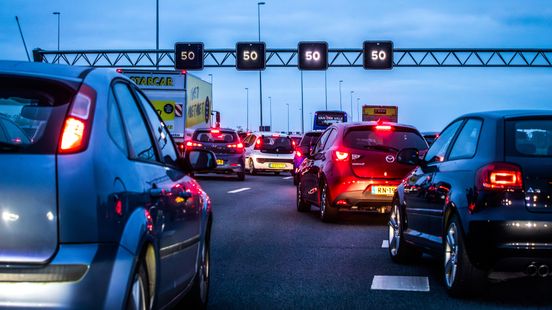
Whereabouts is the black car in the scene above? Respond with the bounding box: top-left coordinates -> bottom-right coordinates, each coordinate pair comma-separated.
422,131 -> 439,146
189,128 -> 246,180
293,131 -> 322,185
389,110 -> 552,296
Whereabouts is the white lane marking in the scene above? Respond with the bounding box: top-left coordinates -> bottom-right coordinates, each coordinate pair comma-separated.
381,240 -> 389,248
282,176 -> 293,180
227,187 -> 251,194
371,275 -> 430,292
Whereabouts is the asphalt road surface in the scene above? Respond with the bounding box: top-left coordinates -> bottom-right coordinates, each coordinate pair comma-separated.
195,173 -> 552,310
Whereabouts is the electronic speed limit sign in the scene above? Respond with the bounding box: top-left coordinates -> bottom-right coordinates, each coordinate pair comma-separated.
175,42 -> 204,70
236,42 -> 266,70
363,41 -> 393,69
298,41 -> 328,70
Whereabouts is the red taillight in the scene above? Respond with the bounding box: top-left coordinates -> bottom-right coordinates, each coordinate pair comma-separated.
58,85 -> 95,153
334,150 -> 350,161
116,68 -> 123,73
375,125 -> 392,131
272,134 -> 280,137
186,141 -> 203,148
211,129 -> 220,134
228,143 -> 244,152
295,150 -> 303,157
254,138 -> 262,150
476,162 -> 523,191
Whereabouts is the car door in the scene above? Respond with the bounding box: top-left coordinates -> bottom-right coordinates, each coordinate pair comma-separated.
301,129 -> 332,204
113,82 -> 196,304
426,118 -> 483,237
133,88 -> 201,303
403,120 -> 464,247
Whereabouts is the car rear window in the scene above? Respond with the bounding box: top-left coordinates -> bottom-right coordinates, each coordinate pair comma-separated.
193,130 -> 238,143
344,126 -> 428,151
261,136 -> 293,151
506,119 -> 552,157
300,132 -> 321,146
0,76 -> 77,153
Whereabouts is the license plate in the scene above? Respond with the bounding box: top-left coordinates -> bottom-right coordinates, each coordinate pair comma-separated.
216,159 -> 224,166
269,163 -> 286,169
371,186 -> 396,196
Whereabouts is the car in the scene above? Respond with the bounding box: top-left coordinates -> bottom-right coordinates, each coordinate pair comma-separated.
422,131 -> 440,146
296,121 -> 428,222
292,131 -> 322,185
290,134 -> 302,148
188,127 -> 246,180
388,110 -> 552,297
243,132 -> 295,175
0,60 -> 216,309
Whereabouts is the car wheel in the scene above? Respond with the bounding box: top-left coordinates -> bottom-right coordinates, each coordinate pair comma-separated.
388,202 -> 422,263
443,215 -> 487,297
320,183 -> 338,222
293,174 -> 299,186
248,159 -> 257,175
126,259 -> 150,310
182,223 -> 211,309
237,171 -> 245,181
296,180 -> 310,212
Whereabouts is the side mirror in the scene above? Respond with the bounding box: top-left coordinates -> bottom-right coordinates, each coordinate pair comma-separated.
397,148 -> 421,166
183,149 -> 217,171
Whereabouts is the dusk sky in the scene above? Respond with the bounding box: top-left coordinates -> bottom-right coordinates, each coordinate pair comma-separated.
1,0 -> 552,132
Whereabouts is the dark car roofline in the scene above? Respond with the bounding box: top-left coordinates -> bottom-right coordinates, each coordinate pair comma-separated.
334,121 -> 419,131
457,110 -> 552,120
195,127 -> 237,132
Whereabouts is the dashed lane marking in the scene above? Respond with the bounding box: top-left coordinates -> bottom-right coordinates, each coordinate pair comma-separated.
282,176 -> 293,180
227,187 -> 251,194
381,240 -> 389,248
371,275 -> 430,292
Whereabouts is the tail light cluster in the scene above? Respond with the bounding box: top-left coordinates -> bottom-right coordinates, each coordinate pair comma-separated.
186,141 -> 203,148
334,150 -> 350,162
228,143 -> 244,152
476,162 -> 523,191
295,149 -> 303,157
254,138 -> 263,150
58,84 -> 96,153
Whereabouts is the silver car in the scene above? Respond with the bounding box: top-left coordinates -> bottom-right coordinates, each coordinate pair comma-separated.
243,132 -> 295,175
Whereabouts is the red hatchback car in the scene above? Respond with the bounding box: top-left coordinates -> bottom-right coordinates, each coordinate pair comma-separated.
296,122 -> 428,222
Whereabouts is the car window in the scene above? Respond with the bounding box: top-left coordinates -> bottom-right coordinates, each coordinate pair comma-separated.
344,127 -> 427,151
193,130 -> 238,143
313,129 -> 331,153
300,132 -> 321,147
424,120 -> 463,163
323,129 -> 338,151
113,83 -> 157,162
107,91 -> 128,154
135,91 -> 178,165
449,119 -> 482,160
506,119 -> 552,157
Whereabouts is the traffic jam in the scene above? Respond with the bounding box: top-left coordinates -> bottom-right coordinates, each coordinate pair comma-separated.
2,1 -> 552,309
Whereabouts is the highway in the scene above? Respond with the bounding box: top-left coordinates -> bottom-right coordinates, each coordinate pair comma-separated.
196,174 -> 552,309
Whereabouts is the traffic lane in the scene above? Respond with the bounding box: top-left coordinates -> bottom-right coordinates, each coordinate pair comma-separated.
197,175 -> 552,309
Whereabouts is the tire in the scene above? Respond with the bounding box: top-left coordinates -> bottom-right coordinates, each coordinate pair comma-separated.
126,259 -> 150,310
320,182 -> 338,222
443,214 -> 487,297
182,224 -> 211,309
388,202 -> 422,263
248,159 -> 257,175
275,171 -> 280,176
293,174 -> 299,186
237,171 -> 245,181
296,180 -> 310,212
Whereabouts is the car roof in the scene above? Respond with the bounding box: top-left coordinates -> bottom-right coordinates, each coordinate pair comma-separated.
333,121 -> 419,131
195,127 -> 237,132
251,132 -> 290,137
459,110 -> 552,120
0,60 -> 92,82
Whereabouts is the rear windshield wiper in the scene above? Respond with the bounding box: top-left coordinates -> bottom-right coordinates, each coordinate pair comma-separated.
0,141 -> 26,152
361,145 -> 399,152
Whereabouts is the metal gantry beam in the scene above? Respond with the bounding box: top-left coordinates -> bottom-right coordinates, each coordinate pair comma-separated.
33,48 -> 552,68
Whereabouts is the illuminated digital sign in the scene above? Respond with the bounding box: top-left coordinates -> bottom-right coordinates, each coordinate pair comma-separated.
236,42 -> 266,70
363,41 -> 393,69
298,41 -> 328,70
174,42 -> 204,70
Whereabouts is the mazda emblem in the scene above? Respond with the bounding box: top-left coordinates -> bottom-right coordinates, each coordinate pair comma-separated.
385,155 -> 395,163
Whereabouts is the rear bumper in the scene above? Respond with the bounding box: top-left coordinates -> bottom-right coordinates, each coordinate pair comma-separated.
329,178 -> 398,213
0,243 -> 134,309
251,155 -> 294,172
466,219 -> 552,271
212,154 -> 244,173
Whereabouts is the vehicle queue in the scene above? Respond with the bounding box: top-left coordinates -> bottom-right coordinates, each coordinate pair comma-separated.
0,61 -> 551,308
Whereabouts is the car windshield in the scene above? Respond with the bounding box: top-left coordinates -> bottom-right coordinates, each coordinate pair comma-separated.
300,133 -> 321,146
261,136 -> 293,151
344,127 -> 428,151
506,119 -> 552,157
0,78 -> 74,153
193,130 -> 238,143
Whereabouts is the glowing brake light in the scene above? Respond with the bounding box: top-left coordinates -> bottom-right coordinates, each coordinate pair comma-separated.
476,162 -> 523,191
335,150 -> 350,161
58,85 -> 95,153
211,129 -> 220,134
186,141 -> 203,148
272,134 -> 280,137
375,125 -> 392,131
295,150 -> 303,157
